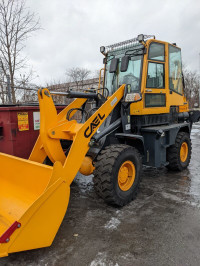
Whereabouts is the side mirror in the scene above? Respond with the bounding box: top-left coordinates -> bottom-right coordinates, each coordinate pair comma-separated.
109,58 -> 119,73
120,56 -> 129,72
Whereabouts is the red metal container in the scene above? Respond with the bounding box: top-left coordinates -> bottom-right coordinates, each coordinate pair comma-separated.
0,105 -> 64,159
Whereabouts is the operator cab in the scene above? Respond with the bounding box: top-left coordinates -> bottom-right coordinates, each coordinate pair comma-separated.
101,34 -> 185,112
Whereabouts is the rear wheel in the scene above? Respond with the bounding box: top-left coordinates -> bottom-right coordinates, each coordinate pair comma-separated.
167,132 -> 192,171
93,144 -> 142,206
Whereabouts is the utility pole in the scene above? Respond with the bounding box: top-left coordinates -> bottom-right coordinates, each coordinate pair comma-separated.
6,74 -> 12,104
199,53 -> 200,75
199,53 -> 200,107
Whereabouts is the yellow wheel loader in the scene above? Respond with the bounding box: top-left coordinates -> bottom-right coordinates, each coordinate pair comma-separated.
0,34 -> 200,257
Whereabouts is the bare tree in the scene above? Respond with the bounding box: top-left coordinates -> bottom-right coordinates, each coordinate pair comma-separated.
45,78 -> 70,105
66,67 -> 91,89
183,68 -> 200,108
0,0 -> 40,103
94,69 -> 101,78
14,69 -> 37,102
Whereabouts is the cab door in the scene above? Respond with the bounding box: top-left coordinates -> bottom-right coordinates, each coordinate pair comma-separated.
144,42 -> 167,114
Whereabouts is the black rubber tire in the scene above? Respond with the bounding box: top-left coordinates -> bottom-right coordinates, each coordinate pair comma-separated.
93,144 -> 142,206
166,132 -> 192,171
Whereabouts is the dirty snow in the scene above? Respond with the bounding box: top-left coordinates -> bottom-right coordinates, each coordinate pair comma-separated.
90,252 -> 119,266
191,129 -> 200,134
104,217 -> 121,230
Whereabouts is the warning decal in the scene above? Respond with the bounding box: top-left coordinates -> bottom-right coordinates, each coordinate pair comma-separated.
33,112 -> 40,130
17,112 -> 29,131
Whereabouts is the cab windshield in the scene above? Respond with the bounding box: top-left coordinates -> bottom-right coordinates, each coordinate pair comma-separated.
105,55 -> 143,95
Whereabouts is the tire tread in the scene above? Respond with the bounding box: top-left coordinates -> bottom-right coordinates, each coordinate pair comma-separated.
93,144 -> 142,206
167,132 -> 192,171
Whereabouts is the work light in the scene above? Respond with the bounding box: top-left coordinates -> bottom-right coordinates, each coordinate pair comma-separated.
125,93 -> 142,102
137,34 -> 144,42
100,46 -> 105,53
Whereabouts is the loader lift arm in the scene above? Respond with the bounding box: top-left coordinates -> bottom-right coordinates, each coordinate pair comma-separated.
0,85 -> 125,257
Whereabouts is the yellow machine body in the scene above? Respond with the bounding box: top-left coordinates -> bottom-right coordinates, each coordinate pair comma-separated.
0,86 -> 125,257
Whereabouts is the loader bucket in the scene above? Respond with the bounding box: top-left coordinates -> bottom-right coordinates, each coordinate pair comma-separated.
0,152 -> 70,257
0,86 -> 125,257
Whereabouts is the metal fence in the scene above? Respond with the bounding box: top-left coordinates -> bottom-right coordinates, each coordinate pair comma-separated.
0,76 -> 101,106
0,75 -> 39,105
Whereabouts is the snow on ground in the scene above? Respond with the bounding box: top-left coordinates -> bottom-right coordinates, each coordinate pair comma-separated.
90,252 -> 119,266
104,217 -> 121,230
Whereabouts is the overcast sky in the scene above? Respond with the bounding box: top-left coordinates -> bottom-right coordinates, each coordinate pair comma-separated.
24,0 -> 200,85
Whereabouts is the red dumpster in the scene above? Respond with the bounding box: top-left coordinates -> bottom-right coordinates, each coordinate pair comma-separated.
0,105 -> 65,159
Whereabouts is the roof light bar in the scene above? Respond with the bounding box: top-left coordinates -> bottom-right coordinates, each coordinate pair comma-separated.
104,34 -> 155,53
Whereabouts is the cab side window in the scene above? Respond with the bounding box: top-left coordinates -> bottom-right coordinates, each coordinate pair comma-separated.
169,45 -> 183,95
146,43 -> 165,89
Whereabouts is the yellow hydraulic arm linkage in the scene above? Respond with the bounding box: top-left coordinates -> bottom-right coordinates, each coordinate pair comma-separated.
0,85 -> 125,257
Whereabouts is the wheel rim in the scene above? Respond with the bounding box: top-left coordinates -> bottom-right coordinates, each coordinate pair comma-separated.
180,142 -> 188,163
118,160 -> 136,191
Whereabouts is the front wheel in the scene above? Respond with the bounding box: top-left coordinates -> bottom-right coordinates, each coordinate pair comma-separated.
93,144 -> 142,206
167,132 -> 192,171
